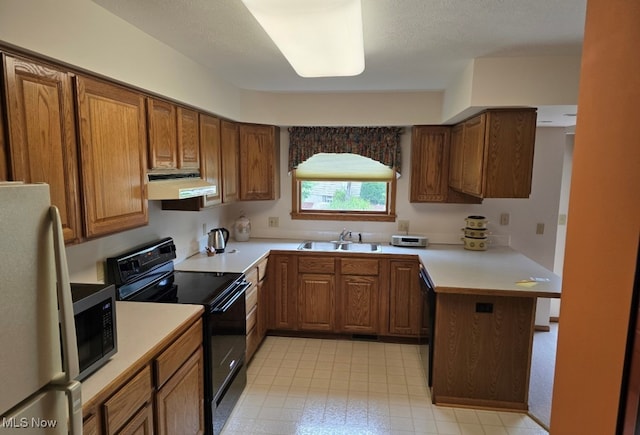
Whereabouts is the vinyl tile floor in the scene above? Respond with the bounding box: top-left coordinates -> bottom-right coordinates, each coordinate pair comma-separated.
221,336 -> 548,435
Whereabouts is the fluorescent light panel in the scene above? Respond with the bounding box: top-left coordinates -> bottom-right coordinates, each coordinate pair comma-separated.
241,0 -> 364,78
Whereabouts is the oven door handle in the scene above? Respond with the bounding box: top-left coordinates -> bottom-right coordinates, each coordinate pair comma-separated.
212,282 -> 251,313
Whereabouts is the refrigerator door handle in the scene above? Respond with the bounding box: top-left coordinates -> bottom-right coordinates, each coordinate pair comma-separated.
47,380 -> 82,435
50,206 -> 80,383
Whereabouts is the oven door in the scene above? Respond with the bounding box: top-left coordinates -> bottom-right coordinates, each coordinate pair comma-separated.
204,281 -> 249,435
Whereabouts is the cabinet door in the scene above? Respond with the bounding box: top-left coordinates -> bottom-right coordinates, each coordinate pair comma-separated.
483,110 -> 537,198
220,120 -> 239,203
147,97 -> 177,169
117,403 -> 154,435
340,275 -> 379,334
199,114 -> 222,206
239,124 -> 279,200
177,107 -> 200,170
156,347 -> 205,435
448,123 -> 464,192
268,254 -> 298,330
410,126 -> 451,202
3,55 -> 81,243
298,273 -> 335,331
75,76 -> 148,238
388,261 -> 421,336
461,114 -> 487,197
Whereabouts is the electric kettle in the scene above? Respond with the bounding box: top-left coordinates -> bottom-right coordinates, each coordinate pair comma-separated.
208,228 -> 229,253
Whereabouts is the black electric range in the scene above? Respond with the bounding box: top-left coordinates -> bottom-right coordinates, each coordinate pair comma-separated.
106,238 -> 249,435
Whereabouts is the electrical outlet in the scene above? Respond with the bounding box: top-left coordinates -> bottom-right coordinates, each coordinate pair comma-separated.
500,213 -> 510,226
558,214 -> 567,225
536,223 -> 545,235
268,216 -> 279,228
96,261 -> 105,282
202,223 -> 207,236
398,220 -> 410,233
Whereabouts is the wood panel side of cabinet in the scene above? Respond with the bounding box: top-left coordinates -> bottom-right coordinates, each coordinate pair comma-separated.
448,123 -> 464,192
147,97 -> 177,170
75,76 -> 148,238
0,100 -> 7,181
2,55 -> 82,243
199,114 -> 222,207
177,107 -> 200,170
238,124 -> 280,200
482,110 -> 537,198
388,260 -> 421,337
298,273 -> 335,331
432,293 -> 535,410
268,254 -> 298,330
220,120 -> 239,203
410,126 -> 451,202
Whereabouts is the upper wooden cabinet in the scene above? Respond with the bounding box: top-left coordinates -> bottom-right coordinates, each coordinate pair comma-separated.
199,114 -> 222,207
238,124 -> 280,200
410,126 -> 450,202
220,120 -> 239,203
75,76 -> 148,238
450,109 -> 537,198
2,55 -> 82,243
410,125 -> 482,204
146,97 -> 200,171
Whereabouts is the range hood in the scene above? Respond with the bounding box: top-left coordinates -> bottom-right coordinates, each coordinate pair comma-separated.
147,171 -> 217,200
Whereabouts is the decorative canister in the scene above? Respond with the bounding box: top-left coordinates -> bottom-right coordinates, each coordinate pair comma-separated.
233,214 -> 251,242
464,215 -> 488,229
461,236 -> 489,251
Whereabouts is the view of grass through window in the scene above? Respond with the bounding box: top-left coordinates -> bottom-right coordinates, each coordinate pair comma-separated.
300,180 -> 387,211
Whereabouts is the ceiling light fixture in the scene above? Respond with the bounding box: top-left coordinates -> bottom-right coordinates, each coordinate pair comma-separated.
241,0 -> 364,78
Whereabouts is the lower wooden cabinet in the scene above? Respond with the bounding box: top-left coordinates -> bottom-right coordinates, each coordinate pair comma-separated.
298,273 -> 335,331
340,275 -> 379,334
155,348 -> 205,435
83,318 -> 204,435
388,260 -> 422,337
268,254 -> 298,330
246,257 -> 269,362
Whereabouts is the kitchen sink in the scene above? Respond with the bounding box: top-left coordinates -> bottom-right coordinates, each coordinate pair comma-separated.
297,240 -> 381,253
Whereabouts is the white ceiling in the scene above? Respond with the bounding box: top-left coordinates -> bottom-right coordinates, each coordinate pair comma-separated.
92,0 -> 586,126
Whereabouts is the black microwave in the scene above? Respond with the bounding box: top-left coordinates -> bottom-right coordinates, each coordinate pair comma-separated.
70,283 -> 118,381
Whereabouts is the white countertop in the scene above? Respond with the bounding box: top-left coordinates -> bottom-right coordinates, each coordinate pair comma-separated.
176,238 -> 561,298
81,301 -> 203,409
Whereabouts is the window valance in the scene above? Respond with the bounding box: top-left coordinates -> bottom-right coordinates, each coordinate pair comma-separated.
288,126 -> 403,174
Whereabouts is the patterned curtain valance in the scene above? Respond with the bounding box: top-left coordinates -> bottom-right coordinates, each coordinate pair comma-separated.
288,126 -> 403,174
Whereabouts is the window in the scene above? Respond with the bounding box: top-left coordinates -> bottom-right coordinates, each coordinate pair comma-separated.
291,153 -> 397,221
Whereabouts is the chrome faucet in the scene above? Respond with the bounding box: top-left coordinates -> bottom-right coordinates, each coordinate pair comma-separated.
338,228 -> 351,242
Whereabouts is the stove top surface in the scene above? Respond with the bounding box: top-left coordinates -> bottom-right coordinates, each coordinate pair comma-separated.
172,271 -> 244,306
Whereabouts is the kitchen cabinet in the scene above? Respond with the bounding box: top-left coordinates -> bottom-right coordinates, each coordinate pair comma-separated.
238,124 -> 280,200
410,125 -> 482,204
246,257 -> 269,362
199,114 -> 222,207
448,123 -> 464,191
388,260 -> 422,337
298,256 -> 336,331
220,120 -> 240,203
339,258 -> 381,334
2,54 -> 82,243
83,316 -> 204,435
267,254 -> 298,330
75,76 -> 148,238
147,97 -> 200,171
449,108 -> 537,198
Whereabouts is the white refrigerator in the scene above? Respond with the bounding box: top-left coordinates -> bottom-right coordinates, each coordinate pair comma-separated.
0,182 -> 82,434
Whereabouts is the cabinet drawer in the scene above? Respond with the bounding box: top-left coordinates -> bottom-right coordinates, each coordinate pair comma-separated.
245,283 -> 258,310
257,257 -> 269,281
246,267 -> 258,286
246,304 -> 258,333
103,365 -> 152,434
340,258 -> 379,276
155,319 -> 202,388
299,257 -> 335,273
